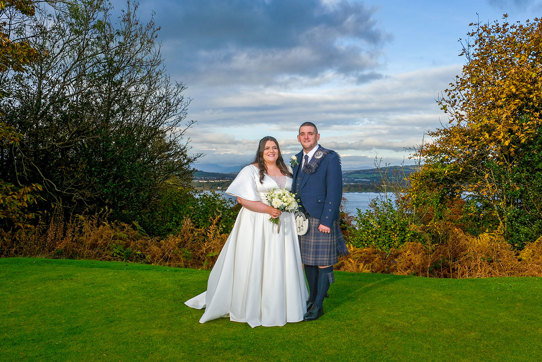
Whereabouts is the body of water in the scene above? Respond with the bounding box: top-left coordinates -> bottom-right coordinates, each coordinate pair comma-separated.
341,192 -> 395,216
212,190 -> 395,216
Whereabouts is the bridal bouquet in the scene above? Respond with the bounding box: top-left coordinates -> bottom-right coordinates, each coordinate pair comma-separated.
265,188 -> 299,226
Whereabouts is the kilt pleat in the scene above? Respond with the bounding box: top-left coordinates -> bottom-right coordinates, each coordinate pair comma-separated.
299,217 -> 339,266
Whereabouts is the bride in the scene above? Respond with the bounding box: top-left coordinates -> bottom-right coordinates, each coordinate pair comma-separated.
185,136 -> 308,327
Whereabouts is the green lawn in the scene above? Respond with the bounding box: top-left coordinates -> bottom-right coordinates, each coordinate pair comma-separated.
1,258 -> 541,361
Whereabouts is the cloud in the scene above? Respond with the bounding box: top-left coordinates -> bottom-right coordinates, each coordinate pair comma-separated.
187,64 -> 460,171
110,0 -> 537,172
487,0 -> 541,9
138,0 -> 389,86
187,64 -> 460,126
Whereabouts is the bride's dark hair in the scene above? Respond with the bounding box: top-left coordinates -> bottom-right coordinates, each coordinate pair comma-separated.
253,136 -> 292,183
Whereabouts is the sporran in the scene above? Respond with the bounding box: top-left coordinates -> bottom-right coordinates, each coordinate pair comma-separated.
295,211 -> 309,236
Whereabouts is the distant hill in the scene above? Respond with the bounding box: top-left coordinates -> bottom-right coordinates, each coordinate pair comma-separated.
193,163 -> 246,173
342,165 -> 419,184
193,165 -> 420,191
193,170 -> 236,180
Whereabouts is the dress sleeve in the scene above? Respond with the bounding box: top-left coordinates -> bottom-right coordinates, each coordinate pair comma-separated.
225,165 -> 261,201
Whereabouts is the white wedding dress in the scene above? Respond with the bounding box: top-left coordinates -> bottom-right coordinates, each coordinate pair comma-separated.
185,164 -> 308,327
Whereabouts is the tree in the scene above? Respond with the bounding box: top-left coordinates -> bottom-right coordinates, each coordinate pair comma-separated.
0,0 -> 38,73
1,0 -> 43,234
0,0 -> 198,227
409,16 -> 542,247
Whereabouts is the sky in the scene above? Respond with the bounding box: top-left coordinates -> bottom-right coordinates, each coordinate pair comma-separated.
131,0 -> 541,172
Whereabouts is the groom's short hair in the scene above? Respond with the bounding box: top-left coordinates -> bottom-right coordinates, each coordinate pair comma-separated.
299,122 -> 318,134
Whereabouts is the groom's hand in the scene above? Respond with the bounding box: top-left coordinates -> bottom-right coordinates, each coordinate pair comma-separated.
318,224 -> 331,233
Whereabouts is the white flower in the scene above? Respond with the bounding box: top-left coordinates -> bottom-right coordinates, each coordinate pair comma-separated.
290,155 -> 299,167
265,188 -> 299,216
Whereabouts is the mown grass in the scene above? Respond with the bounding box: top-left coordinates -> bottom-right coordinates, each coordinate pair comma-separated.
1,257 -> 542,361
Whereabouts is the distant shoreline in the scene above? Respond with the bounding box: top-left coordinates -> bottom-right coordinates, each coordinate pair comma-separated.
192,165 -> 415,193
199,189 -> 396,215
192,181 -> 397,193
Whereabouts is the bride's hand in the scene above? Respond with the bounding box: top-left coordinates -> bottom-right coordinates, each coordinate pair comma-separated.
268,207 -> 281,219
237,197 -> 282,217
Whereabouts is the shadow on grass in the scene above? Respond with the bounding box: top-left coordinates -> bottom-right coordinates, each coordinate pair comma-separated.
325,272 -> 406,313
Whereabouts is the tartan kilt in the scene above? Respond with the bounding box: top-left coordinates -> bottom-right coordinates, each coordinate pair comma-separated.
299,217 -> 339,266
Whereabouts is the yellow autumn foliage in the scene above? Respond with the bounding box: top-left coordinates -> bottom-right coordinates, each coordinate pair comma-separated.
0,0 -> 38,72
336,228 -> 542,278
405,16 -> 542,247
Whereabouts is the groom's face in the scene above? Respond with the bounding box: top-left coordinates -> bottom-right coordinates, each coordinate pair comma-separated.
298,125 -> 320,152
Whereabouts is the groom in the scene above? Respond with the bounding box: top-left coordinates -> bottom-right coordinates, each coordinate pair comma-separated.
292,122 -> 343,321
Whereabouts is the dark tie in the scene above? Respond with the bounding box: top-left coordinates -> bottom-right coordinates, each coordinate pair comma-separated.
302,154 -> 309,173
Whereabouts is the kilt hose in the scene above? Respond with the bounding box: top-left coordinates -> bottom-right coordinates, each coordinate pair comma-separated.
299,217 -> 339,267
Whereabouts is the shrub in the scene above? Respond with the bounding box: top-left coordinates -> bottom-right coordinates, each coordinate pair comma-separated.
346,197 -> 425,252
141,186 -> 239,237
0,124 -> 44,238
337,227 -> 542,278
429,229 -> 522,278
336,244 -> 391,273
392,242 -> 431,276
0,212 -> 229,270
518,236 -> 542,275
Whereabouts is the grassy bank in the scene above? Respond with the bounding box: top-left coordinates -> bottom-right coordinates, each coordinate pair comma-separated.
2,258 -> 541,360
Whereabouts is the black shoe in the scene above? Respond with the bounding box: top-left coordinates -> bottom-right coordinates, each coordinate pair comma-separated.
303,304 -> 324,321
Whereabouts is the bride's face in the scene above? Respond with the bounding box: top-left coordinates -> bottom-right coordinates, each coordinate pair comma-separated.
263,140 -> 279,164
